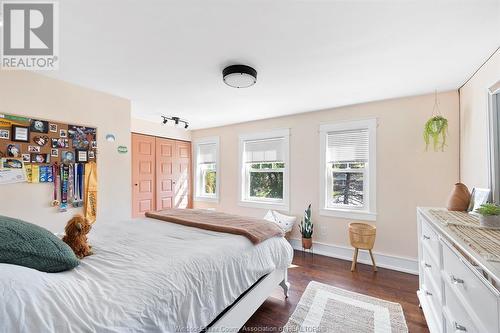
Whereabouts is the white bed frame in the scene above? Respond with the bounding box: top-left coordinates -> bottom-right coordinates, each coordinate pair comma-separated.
207,268 -> 290,333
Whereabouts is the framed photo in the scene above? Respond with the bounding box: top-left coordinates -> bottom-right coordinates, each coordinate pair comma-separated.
31,153 -> 50,164
51,138 -> 68,148
75,150 -> 88,163
30,119 -> 49,133
60,129 -> 68,138
468,188 -> 491,212
27,145 -> 41,153
21,154 -> 31,162
49,123 -> 57,133
68,125 -> 96,149
62,151 -> 75,163
2,158 -> 23,169
6,144 -> 21,157
88,151 -> 95,159
12,125 -> 29,142
33,135 -> 49,147
50,149 -> 59,157
0,129 -> 9,139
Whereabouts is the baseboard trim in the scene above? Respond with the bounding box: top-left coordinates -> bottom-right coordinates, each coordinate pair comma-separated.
289,239 -> 418,275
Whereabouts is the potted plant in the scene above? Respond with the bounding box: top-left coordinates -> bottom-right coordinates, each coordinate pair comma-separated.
299,204 -> 313,249
424,115 -> 448,152
476,203 -> 500,228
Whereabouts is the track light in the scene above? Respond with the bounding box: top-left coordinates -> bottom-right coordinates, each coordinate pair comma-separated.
161,116 -> 189,130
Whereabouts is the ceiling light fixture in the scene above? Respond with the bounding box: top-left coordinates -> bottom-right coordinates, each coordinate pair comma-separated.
161,116 -> 189,130
223,64 -> 257,88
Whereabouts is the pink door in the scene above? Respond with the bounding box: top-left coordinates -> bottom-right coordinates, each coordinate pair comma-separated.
132,134 -> 156,217
156,137 -> 175,211
174,140 -> 192,208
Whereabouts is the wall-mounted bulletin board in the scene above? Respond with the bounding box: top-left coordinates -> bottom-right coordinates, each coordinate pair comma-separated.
0,112 -> 98,213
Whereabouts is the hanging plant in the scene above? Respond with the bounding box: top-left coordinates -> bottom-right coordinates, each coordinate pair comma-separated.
424,115 -> 448,152
424,91 -> 448,152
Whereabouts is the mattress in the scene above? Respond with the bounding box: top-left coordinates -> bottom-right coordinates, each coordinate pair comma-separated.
0,217 -> 294,333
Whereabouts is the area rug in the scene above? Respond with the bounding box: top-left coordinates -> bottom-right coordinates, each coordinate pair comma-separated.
283,281 -> 408,333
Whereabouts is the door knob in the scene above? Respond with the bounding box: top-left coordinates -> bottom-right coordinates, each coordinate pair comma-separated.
134,183 -> 138,186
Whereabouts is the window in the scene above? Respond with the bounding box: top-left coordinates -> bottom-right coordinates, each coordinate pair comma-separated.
194,137 -> 219,202
239,129 -> 290,210
488,82 -> 500,203
320,119 -> 376,221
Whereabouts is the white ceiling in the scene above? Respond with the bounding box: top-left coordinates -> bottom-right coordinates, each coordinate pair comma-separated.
46,0 -> 500,129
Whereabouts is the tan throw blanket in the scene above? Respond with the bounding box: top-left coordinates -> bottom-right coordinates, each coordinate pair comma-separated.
145,209 -> 285,244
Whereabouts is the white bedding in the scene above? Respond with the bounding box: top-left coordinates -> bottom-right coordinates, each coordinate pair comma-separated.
0,217 -> 293,333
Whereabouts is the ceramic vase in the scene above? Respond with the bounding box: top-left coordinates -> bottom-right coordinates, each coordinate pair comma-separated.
446,183 -> 471,211
479,215 -> 500,228
302,238 -> 312,249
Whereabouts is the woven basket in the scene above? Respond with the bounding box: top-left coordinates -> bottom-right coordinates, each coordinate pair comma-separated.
349,223 -> 376,250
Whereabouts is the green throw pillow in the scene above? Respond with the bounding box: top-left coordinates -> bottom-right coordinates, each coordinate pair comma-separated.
0,215 -> 79,273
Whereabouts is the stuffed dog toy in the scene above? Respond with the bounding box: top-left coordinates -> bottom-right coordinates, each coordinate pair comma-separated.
62,215 -> 93,258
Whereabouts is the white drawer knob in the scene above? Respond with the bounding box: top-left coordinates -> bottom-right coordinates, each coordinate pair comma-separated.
454,322 -> 467,331
423,235 -> 430,240
450,275 -> 465,284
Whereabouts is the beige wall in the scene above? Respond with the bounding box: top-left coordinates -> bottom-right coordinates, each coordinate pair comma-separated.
0,71 -> 132,232
131,117 -> 191,141
460,48 -> 500,188
192,91 -> 460,259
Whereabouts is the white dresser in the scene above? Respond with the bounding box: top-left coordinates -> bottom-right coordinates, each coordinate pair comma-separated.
417,208 -> 500,333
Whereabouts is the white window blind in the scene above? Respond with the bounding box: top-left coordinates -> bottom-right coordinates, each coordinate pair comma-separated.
327,129 -> 369,163
244,138 -> 284,163
198,143 -> 217,164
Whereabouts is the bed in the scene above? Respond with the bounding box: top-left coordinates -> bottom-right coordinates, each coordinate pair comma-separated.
0,216 -> 293,333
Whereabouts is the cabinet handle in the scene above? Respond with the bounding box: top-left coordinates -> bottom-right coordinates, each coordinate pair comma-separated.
454,322 -> 467,331
423,235 -> 430,240
425,290 -> 432,296
424,262 -> 432,268
450,275 -> 465,284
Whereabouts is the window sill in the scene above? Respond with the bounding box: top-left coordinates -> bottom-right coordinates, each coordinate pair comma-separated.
194,196 -> 219,203
238,200 -> 289,212
320,208 -> 377,221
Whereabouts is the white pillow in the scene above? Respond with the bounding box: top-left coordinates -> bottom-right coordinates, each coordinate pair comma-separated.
263,210 -> 276,223
263,210 -> 297,233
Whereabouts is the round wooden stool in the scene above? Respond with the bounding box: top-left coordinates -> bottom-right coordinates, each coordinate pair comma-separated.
349,222 -> 377,272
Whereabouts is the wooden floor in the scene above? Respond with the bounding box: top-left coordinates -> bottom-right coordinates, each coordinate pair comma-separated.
241,250 -> 429,332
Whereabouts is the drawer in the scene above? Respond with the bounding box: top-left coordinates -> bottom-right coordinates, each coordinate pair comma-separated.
421,219 -> 440,262
422,243 -> 441,287
442,240 -> 498,331
422,268 -> 442,318
443,282 -> 479,333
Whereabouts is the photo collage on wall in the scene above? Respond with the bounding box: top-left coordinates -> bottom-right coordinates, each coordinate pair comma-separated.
0,113 -> 97,188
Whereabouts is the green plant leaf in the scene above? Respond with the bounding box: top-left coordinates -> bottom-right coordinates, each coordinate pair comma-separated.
424,116 -> 448,152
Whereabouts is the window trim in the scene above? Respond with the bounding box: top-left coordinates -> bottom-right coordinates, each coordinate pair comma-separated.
319,119 -> 377,221
193,136 -> 220,203
238,129 -> 290,212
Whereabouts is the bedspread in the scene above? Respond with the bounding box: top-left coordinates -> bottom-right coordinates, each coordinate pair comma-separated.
0,217 -> 293,333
